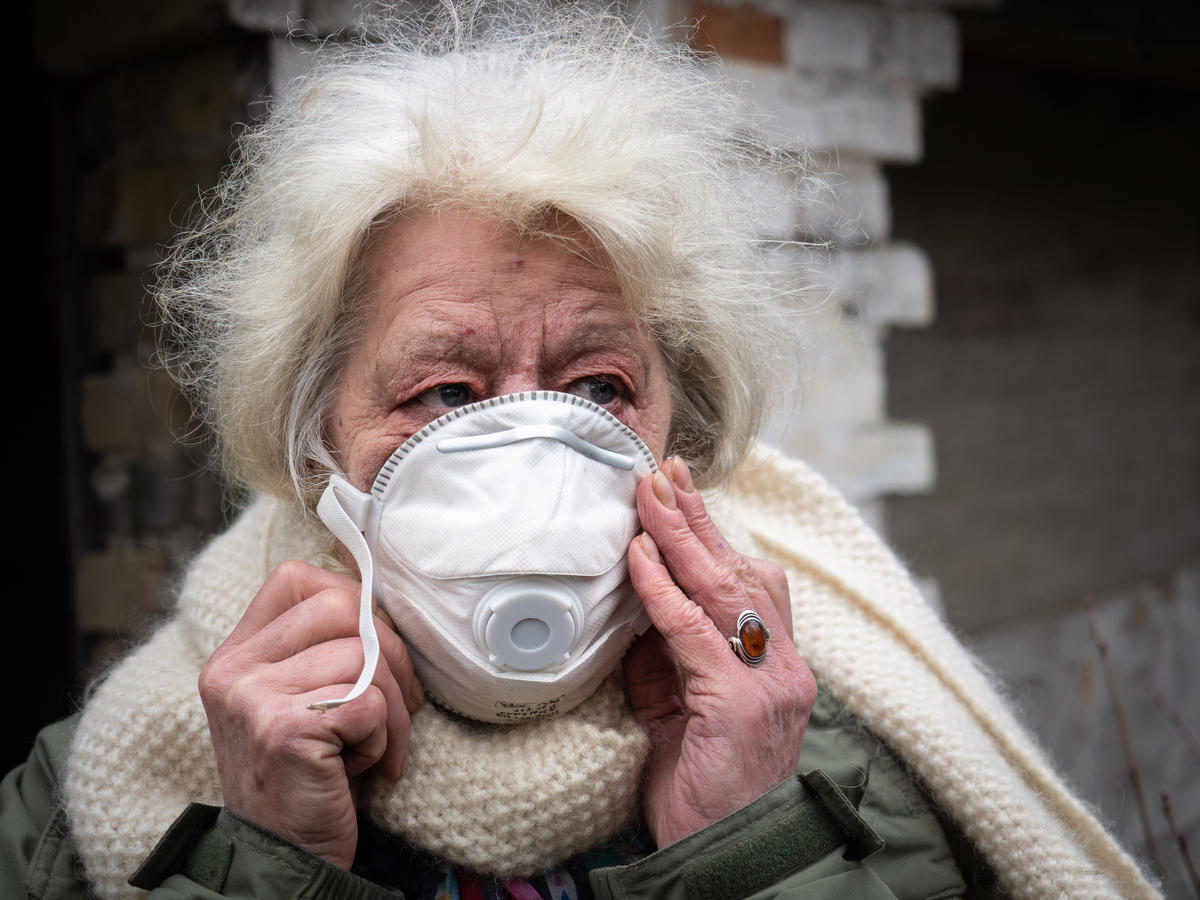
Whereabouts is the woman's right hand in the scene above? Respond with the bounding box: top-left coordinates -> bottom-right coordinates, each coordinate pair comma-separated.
198,560 -> 423,870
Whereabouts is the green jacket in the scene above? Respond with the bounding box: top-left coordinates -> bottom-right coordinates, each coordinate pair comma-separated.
2,689 -> 983,900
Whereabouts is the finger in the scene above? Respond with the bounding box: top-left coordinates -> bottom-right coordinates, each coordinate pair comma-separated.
628,533 -> 738,679
374,649 -> 413,781
339,628 -> 414,779
746,557 -> 793,642
623,629 -> 688,768
640,464 -> 788,636
377,615 -> 424,715
233,589 -> 424,717
663,459 -> 782,606
335,688 -> 391,778
247,636 -> 382,694
275,636 -> 413,779
303,684 -> 392,779
236,587 -> 371,664
623,627 -> 683,723
225,560 -> 364,647
355,618 -> 420,779
660,458 -> 741,564
636,474 -> 761,634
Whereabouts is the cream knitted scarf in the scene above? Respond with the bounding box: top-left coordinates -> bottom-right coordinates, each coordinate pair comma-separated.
64,446 -> 1160,899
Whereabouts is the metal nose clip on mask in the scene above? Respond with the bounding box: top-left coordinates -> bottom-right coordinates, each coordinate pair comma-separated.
315,390 -> 657,723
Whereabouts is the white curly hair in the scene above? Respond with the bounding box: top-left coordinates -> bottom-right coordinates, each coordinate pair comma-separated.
157,1 -> 804,504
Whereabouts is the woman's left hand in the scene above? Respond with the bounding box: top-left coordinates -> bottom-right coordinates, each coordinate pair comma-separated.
624,457 -> 817,848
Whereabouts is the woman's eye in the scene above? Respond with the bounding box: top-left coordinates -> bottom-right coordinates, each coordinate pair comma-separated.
568,376 -> 620,406
416,383 -> 474,408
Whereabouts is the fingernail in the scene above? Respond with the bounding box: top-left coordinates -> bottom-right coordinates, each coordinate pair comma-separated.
670,457 -> 694,493
639,533 -> 661,563
652,471 -> 677,510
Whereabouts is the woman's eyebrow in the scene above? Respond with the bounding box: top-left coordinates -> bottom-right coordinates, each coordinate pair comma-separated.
400,327 -> 486,362
370,325 -> 495,392
552,321 -> 652,371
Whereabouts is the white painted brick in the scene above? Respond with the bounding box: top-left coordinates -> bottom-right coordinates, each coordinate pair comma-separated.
761,239 -> 937,503
741,168 -> 804,240
761,302 -> 885,472
763,393 -> 936,503
885,11 -> 959,90
764,372 -> 935,500
809,244 -> 934,326
857,244 -> 935,326
843,421 -> 935,497
730,60 -> 922,161
795,161 -> 891,243
784,3 -> 881,75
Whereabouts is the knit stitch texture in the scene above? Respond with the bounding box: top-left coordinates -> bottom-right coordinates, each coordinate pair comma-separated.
63,446 -> 1160,899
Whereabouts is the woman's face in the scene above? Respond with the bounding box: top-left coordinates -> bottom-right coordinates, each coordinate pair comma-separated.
330,210 -> 674,490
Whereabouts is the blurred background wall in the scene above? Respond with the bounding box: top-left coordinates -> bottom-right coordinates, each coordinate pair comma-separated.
16,0 -> 1198,893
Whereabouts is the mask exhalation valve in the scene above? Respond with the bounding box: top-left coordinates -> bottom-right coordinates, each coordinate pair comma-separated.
473,577 -> 584,671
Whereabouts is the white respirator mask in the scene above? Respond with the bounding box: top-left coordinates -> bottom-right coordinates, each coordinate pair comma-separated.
314,390 -> 657,723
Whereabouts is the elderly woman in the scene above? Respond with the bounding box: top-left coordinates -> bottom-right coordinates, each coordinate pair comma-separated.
2,6 -> 1158,900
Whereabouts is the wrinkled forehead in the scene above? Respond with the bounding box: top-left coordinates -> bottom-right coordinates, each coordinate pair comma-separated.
355,208 -> 651,347
361,203 -> 619,288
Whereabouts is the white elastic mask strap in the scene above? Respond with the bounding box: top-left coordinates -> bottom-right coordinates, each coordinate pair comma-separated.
310,475 -> 379,709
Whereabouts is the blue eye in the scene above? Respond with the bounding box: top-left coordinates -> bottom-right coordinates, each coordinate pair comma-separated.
569,376 -> 619,406
417,383 -> 473,408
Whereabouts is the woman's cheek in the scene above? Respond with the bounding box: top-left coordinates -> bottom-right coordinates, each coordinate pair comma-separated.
628,405 -> 672,464
341,423 -> 414,489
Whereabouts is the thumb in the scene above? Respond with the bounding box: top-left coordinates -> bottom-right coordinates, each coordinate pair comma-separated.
624,628 -> 682,723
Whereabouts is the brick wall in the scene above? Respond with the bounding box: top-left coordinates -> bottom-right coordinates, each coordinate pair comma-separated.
34,4 -> 266,680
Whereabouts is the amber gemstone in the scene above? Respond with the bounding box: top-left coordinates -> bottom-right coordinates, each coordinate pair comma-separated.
739,616 -> 768,659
